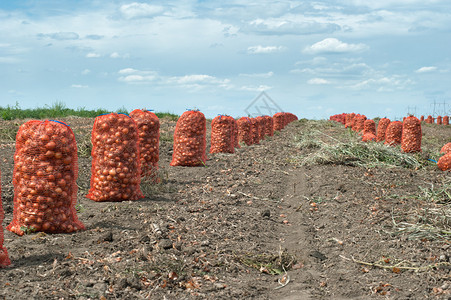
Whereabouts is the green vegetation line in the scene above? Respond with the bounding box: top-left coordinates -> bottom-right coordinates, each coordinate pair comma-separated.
0,101 -> 178,120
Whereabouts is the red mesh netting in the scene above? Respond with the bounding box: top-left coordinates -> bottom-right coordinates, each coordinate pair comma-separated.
237,117 -> 252,146
425,115 -> 433,124
345,113 -> 356,128
273,112 -> 297,131
330,113 -> 346,124
438,153 -> 451,171
263,116 -> 274,137
443,116 -> 449,125
376,118 -> 391,142
255,116 -> 266,141
420,115 -> 424,122
384,121 -> 403,146
362,119 -> 376,142
352,115 -> 367,132
232,118 -> 240,149
170,110 -> 207,166
285,113 -> 298,124
436,116 -> 442,125
87,113 -> 144,202
210,115 -> 235,154
7,120 -> 84,235
250,118 -> 260,145
440,143 -> 451,154
0,167 -> 11,267
401,116 -> 422,153
273,113 -> 285,131
129,109 -> 160,180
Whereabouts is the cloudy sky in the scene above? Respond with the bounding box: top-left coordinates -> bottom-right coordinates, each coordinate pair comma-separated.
1,0 -> 450,119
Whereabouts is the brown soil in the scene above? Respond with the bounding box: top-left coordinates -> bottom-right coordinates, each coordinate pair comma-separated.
0,117 -> 450,299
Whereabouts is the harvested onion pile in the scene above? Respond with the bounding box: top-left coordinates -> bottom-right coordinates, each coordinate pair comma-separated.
255,116 -> 266,141
440,143 -> 451,154
129,109 -> 160,180
436,116 -> 442,125
0,167 -> 11,267
87,113 -> 144,202
170,110 -> 207,166
438,140 -> 451,171
210,115 -> 235,154
352,114 -> 367,132
362,119 -> 376,142
232,118 -> 240,149
376,118 -> 391,142
273,112 -> 298,131
250,118 -> 260,145
384,121 -> 403,146
345,113 -> 356,128
401,116 -> 422,153
438,153 -> 451,171
273,113 -> 285,131
237,117 -> 253,146
7,120 -> 85,235
263,116 -> 274,137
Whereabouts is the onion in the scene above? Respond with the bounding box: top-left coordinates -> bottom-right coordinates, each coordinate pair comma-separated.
87,113 -> 143,202
7,120 -> 85,236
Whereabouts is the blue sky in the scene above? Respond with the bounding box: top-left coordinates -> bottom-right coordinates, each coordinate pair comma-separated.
1,0 -> 450,119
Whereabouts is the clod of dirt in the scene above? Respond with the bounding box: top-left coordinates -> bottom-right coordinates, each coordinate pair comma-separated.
99,231 -> 113,242
261,209 -> 271,218
92,282 -> 108,292
159,239 -> 173,250
310,250 -> 327,261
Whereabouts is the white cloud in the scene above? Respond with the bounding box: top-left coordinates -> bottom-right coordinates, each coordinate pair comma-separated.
415,66 -> 437,73
81,69 -> 91,75
345,0 -> 443,10
118,74 -> 157,83
247,45 -> 285,54
117,68 -> 158,83
118,68 -> 138,74
168,75 -> 231,87
175,74 -> 216,84
37,32 -> 79,40
239,71 -> 274,78
304,38 -> 369,54
71,84 -> 88,88
349,75 -> 414,91
86,52 -> 101,58
240,85 -> 272,92
110,52 -> 130,59
307,78 -> 331,85
243,18 -> 340,35
291,62 -> 371,77
116,68 -> 235,90
119,2 -> 165,19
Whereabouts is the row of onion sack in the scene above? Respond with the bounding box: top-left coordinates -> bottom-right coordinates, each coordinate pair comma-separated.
329,113 -> 451,171
0,110 -> 297,267
171,110 -> 297,166
421,115 -> 450,125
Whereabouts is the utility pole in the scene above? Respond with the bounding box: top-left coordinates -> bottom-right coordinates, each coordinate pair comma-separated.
439,100 -> 447,116
430,99 -> 438,117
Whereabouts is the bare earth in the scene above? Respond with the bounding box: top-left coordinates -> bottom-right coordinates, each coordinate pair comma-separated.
0,117 -> 450,299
